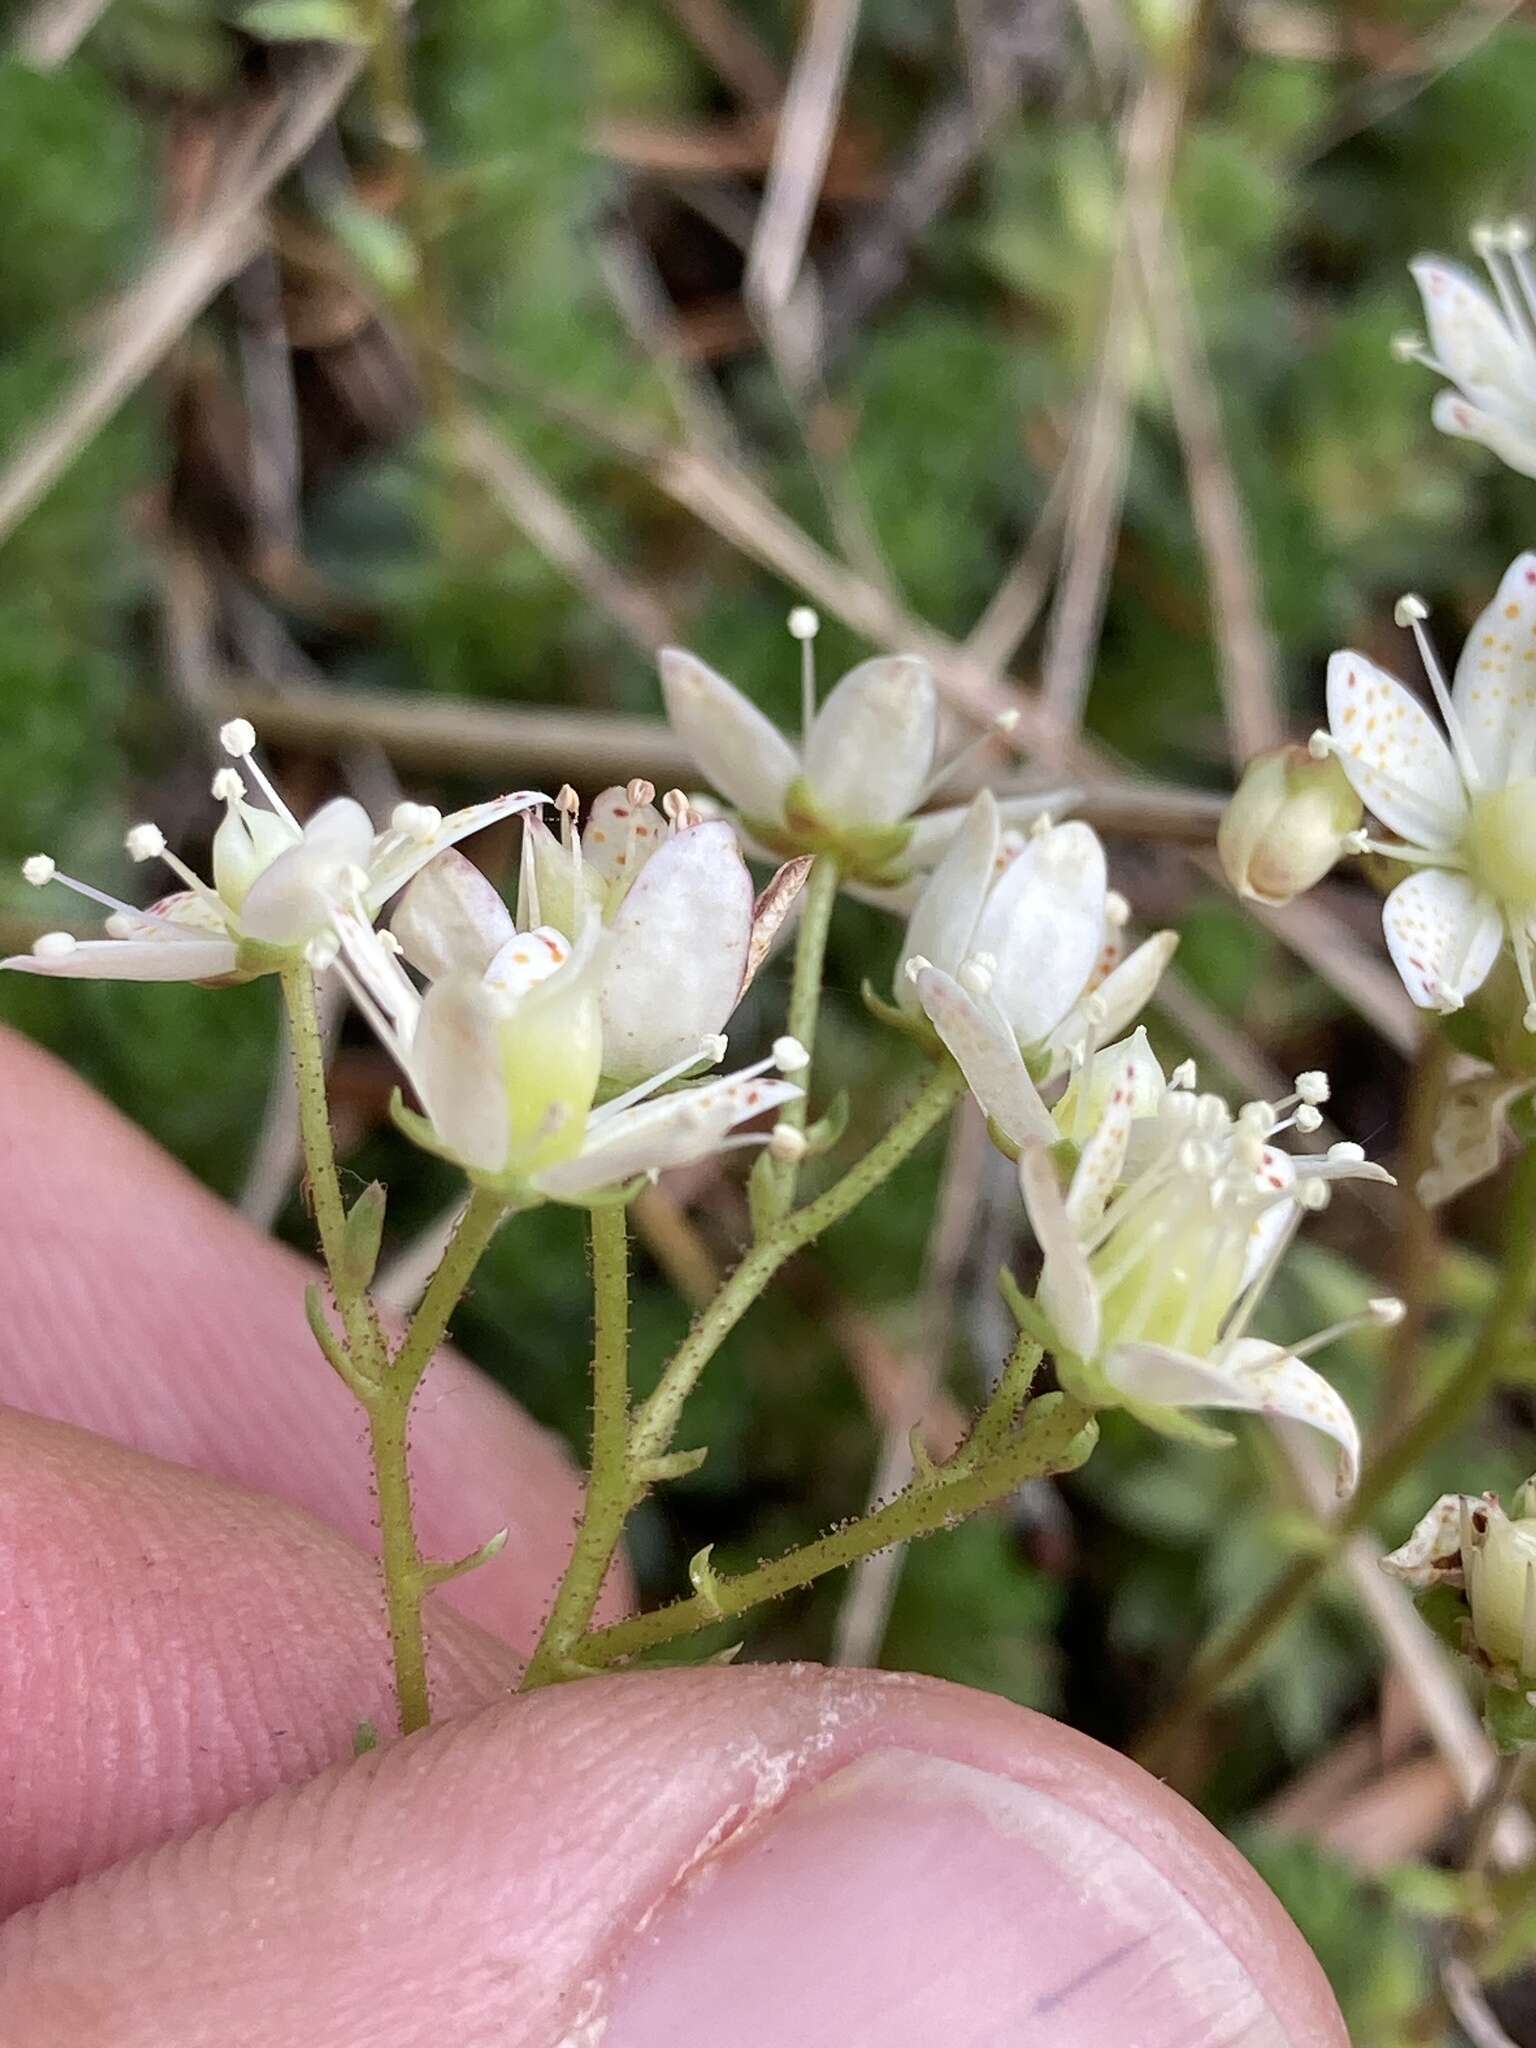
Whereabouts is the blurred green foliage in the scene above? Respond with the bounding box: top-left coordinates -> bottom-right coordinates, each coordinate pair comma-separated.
7,3 -> 1536,2031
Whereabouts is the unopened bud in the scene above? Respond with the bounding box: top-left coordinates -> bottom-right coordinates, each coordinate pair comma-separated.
1217,745 -> 1364,908
1469,1507 -> 1536,1679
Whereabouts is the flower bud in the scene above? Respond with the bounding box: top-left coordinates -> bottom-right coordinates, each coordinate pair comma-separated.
1469,1506 -> 1536,1678
1217,746 -> 1363,908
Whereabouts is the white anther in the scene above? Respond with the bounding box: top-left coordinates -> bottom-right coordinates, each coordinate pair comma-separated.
700,1034 -> 728,1063
1524,1002 -> 1536,1033
1308,729 -> 1332,760
390,802 -> 442,842
904,953 -> 931,985
105,912 -> 139,939
1239,1100 -> 1275,1131
1295,1071 -> 1330,1105
556,784 -> 581,816
1294,1104 -> 1323,1133
125,823 -> 166,862
219,718 -> 257,758
959,957 -> 994,996
33,931 -> 77,959
773,1035 -> 810,1073
1472,221 -> 1501,257
993,708 -> 1022,734
1169,1059 -> 1197,1090
1368,1296 -> 1406,1327
211,768 -> 245,803
1104,890 -> 1130,928
305,931 -> 340,972
1298,1179 -> 1331,1211
1178,1138 -> 1218,1178
1029,812 -> 1055,840
626,778 -> 656,808
22,855 -> 55,887
769,1123 -> 808,1163
1328,1141 -> 1365,1164
1341,827 -> 1370,856
1197,1094 -> 1228,1133
1391,331 -> 1426,363
1506,218 -> 1534,253
787,605 -> 820,641
1234,1131 -> 1267,1172
1083,993 -> 1109,1026
1393,594 -> 1429,628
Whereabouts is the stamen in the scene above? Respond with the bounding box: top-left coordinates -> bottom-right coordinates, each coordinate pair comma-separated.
123,822 -> 220,907
788,604 -> 820,736
125,823 -> 165,862
661,789 -> 694,835
1218,1197 -> 1308,1352
391,802 -> 443,843
1475,221 -> 1536,348
517,819 -> 541,928
1522,1560 -> 1536,1683
211,768 -> 245,805
1505,218 -> 1536,341
1104,890 -> 1130,929
623,780 -> 656,872
589,1037 -> 730,1123
769,1123 -> 808,1163
919,708 -> 1023,807
1287,1295 -> 1405,1360
32,931 -> 77,960
773,1035 -> 810,1073
22,855 -> 55,886
1391,332 -> 1453,377
1296,1071 -> 1330,1106
1395,594 -> 1483,791
1510,922 -> 1536,1032
22,853 -> 192,936
1169,1059 -> 1197,1090
219,719 -> 301,832
557,784 -> 584,894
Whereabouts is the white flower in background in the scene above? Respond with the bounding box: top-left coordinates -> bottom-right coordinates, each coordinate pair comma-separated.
898,789 -> 1177,1146
341,858 -> 803,1203
1383,1479 -> 1536,1684
1310,553 -> 1536,1027
512,781 -> 807,1085
3,719 -> 544,985
659,610 -> 1066,884
1015,1045 -> 1395,1493
1399,225 -> 1536,478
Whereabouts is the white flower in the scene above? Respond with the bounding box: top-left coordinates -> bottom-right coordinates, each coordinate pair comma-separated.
338,878 -> 802,1204
3,719 -> 544,985
509,781 -> 808,1086
1311,555 -> 1536,1027
1383,1480 -> 1536,1684
1015,1046 -> 1396,1494
897,790 -> 1177,1146
659,612 -> 1066,884
1400,225 -> 1536,479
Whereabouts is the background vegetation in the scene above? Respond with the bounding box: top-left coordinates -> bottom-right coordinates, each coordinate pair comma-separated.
5,0 -> 1536,2035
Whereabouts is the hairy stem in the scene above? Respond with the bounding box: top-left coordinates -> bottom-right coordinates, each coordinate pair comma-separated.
1137,1139 -> 1536,1779
523,1204 -> 632,1686
757,850 -> 840,1227
520,1061 -> 965,1688
578,1393 -> 1096,1667
282,963 -> 508,1734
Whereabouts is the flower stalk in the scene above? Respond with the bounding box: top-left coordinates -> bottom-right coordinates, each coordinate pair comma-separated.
756,850 -> 840,1227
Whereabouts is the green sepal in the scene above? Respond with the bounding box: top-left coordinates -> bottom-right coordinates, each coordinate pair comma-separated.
303,1282 -> 372,1396
860,978 -> 939,1050
388,1089 -> 461,1165
803,1089 -> 850,1156
743,780 -> 916,885
231,936 -> 293,980
420,1526 -> 509,1588
1124,1397 -> 1236,1452
635,1445 -> 709,1484
688,1543 -> 729,1619
337,1180 -> 387,1298
747,1147 -> 780,1239
1486,1683 -> 1536,1755
997,1267 -> 1061,1353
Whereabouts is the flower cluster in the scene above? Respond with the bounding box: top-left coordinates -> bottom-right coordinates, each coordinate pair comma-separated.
1399,224 -> 1536,480
1009,1038 -> 1394,1493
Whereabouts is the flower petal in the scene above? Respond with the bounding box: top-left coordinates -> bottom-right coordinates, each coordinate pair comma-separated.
901,788 -> 1080,868
802,655 -> 938,827
485,926 -> 576,1001
239,796 -> 376,947
598,821 -> 754,1084
520,815 -> 607,938
365,792 -> 548,911
1381,1492 -> 1478,1589
403,972 -> 509,1174
1411,257 -> 1536,411
1450,550 -> 1536,785
1430,388 -> 1536,481
1325,651 -> 1466,849
1104,1336 -> 1360,1496
391,849 -> 514,981
1018,1145 -> 1101,1359
896,789 -> 999,1009
1045,931 -> 1178,1066
1064,1049 -> 1139,1231
1382,868 -> 1502,1012
0,936 -> 239,982
970,821 -> 1107,1045
914,964 -> 1055,1146
1053,1026 -> 1166,1143
535,1071 -> 800,1199
1420,1068 -> 1532,1207
580,786 -> 667,889
659,648 -> 800,822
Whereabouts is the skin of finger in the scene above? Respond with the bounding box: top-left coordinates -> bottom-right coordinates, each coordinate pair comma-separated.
2,1667 -> 1346,2047
0,1407 -> 520,1915
0,1023 -> 626,1642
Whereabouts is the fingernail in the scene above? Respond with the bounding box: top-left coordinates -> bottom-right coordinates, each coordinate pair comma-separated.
593,1747 -> 1294,2046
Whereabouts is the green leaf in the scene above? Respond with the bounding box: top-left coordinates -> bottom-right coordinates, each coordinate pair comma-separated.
237,0 -> 368,43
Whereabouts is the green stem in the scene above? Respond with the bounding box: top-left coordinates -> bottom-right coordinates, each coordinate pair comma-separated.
519,1061 -> 965,1689
757,851 -> 840,1227
1137,1139 -> 1536,1779
280,963 -> 509,1735
522,1204 -> 632,1686
578,1393 -> 1096,1667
